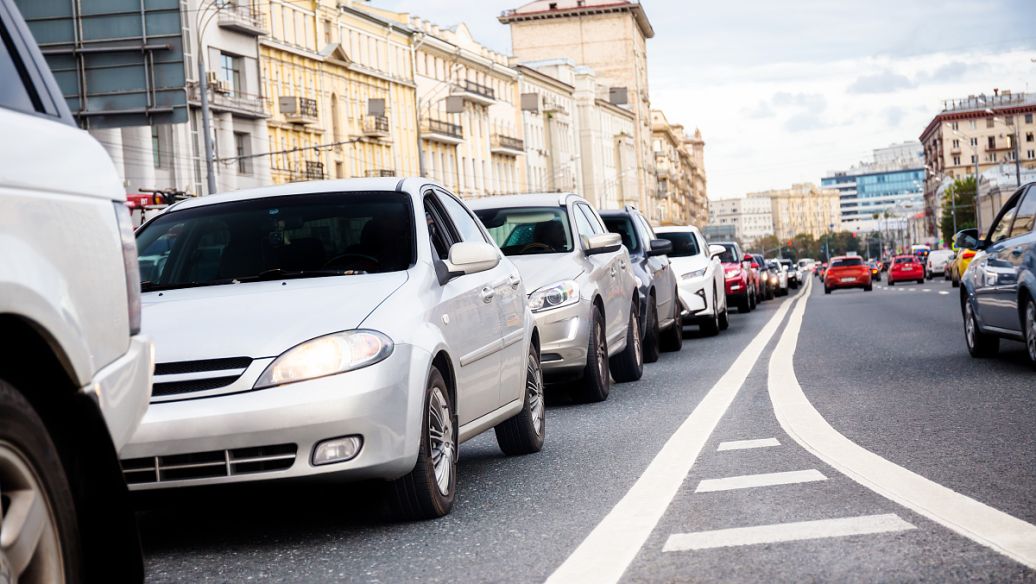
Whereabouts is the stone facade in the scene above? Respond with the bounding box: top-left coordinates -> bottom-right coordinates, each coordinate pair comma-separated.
748,183 -> 841,241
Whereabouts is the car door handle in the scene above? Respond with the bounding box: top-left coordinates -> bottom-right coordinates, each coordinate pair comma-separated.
480,287 -> 495,303
609,267 -> 617,277
508,274 -> 521,290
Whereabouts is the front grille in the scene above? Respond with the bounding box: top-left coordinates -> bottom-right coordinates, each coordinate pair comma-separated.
153,376 -> 241,397
151,356 -> 253,399
122,443 -> 297,485
155,357 -> 252,376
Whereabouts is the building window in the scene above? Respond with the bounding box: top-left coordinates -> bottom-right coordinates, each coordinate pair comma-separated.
986,118 -> 995,128
970,154 -> 977,164
1026,113 -> 1034,124
151,126 -> 161,168
970,137 -> 978,146
950,121 -> 958,130
323,19 -> 332,44
220,52 -> 242,93
952,155 -> 960,165
1027,150 -> 1035,159
235,132 -> 252,174
1027,132 -> 1034,143
951,139 -> 959,148
988,136 -> 996,149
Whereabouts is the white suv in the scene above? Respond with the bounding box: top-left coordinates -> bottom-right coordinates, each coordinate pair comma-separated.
0,2 -> 152,581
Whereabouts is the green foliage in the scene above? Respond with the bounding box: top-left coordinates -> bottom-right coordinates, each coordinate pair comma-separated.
940,176 -> 977,243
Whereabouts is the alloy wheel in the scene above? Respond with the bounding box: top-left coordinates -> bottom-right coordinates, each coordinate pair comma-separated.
595,320 -> 607,382
965,303 -> 976,349
427,387 -> 455,496
0,441 -> 64,584
631,313 -> 642,365
1026,301 -> 1036,363
526,353 -> 545,436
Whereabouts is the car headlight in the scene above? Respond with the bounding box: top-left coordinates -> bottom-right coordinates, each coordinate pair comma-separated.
682,268 -> 707,280
528,280 -> 580,312
254,330 -> 394,389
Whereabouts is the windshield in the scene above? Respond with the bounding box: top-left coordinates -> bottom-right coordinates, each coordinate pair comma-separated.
475,207 -> 574,255
831,258 -> 863,267
655,232 -> 700,257
603,217 -> 640,253
135,192 -> 414,291
894,257 -> 917,264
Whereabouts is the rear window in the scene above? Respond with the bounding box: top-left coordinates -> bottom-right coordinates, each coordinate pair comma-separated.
655,232 -> 701,257
603,216 -> 640,253
475,207 -> 573,255
894,257 -> 916,264
831,258 -> 863,267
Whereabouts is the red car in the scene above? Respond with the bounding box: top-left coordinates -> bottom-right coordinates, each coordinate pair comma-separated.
714,241 -> 757,312
887,255 -> 925,285
824,256 -> 872,293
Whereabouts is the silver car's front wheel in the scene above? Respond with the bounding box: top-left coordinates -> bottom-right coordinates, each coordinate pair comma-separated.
428,386 -> 455,496
495,344 -> 546,455
1025,298 -> 1036,368
0,441 -> 64,584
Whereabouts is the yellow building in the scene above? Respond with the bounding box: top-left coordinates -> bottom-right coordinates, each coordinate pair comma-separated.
259,0 -> 419,183
748,183 -> 841,241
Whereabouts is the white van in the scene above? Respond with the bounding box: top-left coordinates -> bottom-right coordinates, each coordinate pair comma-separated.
927,249 -> 956,278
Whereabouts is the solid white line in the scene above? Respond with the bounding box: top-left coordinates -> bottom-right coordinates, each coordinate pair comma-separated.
717,437 -> 780,451
695,469 -> 826,493
544,286 -> 811,584
663,513 -> 916,552
923,288 -> 932,292
768,278 -> 1036,569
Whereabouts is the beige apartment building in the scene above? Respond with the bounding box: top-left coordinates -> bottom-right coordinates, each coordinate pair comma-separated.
749,183 -> 841,241
517,61 -> 581,194
500,0 -> 657,217
706,196 -> 771,244
919,89 -> 1036,234
685,129 -> 708,227
651,110 -> 709,225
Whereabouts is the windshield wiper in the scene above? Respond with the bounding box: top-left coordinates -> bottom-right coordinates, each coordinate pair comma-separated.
140,280 -> 235,292
237,269 -> 362,282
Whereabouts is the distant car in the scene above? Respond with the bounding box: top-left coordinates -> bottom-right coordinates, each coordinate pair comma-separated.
867,259 -> 882,282
959,181 -> 1036,368
824,256 -> 872,293
712,241 -> 756,312
124,179 -> 546,520
601,206 -> 682,360
655,226 -> 729,336
797,258 -> 816,272
950,228 -> 981,288
473,193 -> 642,402
886,255 -> 925,285
746,253 -> 768,300
770,261 -> 790,296
926,249 -> 955,280
817,261 -> 828,280
0,3 -> 152,580
776,258 -> 799,289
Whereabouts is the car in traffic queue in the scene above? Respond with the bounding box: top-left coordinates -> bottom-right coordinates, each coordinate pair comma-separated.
886,255 -> 926,285
767,261 -> 790,297
823,256 -> 873,294
950,228 -> 981,288
0,2 -> 153,580
654,226 -> 730,336
600,206 -> 683,361
712,241 -> 756,312
777,258 -> 800,289
816,261 -> 829,281
797,258 -> 816,273
926,248 -> 955,280
959,181 -> 1036,368
746,253 -> 769,301
867,259 -> 882,282
472,194 -> 643,403
122,179 -> 547,520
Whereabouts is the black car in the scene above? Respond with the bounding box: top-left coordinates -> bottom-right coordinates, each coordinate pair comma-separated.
601,206 -> 683,361
959,181 -> 1036,368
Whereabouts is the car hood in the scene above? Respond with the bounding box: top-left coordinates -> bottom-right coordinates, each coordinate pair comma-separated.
506,254 -> 584,293
668,255 -> 709,277
141,272 -> 408,362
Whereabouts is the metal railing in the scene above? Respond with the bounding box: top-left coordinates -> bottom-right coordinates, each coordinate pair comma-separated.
188,83 -> 267,115
455,79 -> 495,100
491,134 -> 524,152
363,115 -> 390,134
217,3 -> 267,34
423,118 -> 463,139
301,161 -> 324,180
365,169 -> 396,178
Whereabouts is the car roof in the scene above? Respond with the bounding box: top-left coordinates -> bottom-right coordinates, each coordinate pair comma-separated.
466,192 -> 586,209
654,225 -> 702,234
162,178 -> 440,212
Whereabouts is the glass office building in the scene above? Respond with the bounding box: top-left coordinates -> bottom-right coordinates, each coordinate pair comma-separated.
821,143 -> 925,233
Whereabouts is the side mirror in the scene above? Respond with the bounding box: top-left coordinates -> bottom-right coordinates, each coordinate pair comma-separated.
445,241 -> 499,276
648,238 -> 672,256
708,244 -> 726,258
751,261 -> 760,269
584,232 -> 622,255
954,228 -> 981,251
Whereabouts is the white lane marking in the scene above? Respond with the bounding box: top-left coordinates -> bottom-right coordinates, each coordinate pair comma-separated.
923,288 -> 932,292
695,469 -> 827,493
717,437 -> 780,451
939,291 -> 950,296
544,286 -> 811,584
768,278 -> 1036,569
663,513 -> 916,552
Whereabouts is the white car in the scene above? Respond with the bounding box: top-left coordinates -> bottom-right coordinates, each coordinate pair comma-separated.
926,249 -> 955,279
654,226 -> 729,336
0,2 -> 152,579
123,179 -> 544,519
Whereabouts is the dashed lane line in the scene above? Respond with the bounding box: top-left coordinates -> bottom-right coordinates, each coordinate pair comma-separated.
695,469 -> 827,493
662,513 -> 917,552
717,438 -> 781,451
768,277 -> 1036,570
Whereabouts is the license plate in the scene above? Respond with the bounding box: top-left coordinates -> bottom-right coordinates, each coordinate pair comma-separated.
841,277 -> 855,282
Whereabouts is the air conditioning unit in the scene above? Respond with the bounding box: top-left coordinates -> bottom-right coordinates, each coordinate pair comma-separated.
213,80 -> 231,94
206,71 -> 221,86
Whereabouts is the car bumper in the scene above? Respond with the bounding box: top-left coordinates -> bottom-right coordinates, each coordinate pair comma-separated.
889,271 -> 922,281
121,346 -> 423,490
724,279 -> 748,300
85,334 -> 154,453
827,278 -> 869,288
677,275 -> 711,318
533,299 -> 592,377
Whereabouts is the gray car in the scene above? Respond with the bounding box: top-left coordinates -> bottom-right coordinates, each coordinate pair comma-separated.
472,193 -> 642,403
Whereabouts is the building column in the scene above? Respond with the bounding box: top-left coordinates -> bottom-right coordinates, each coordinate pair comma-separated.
89,128 -> 127,192
217,112 -> 236,192
121,126 -> 156,194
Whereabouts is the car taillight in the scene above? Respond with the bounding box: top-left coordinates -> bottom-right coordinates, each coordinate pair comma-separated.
114,203 -> 142,336
962,250 -> 976,259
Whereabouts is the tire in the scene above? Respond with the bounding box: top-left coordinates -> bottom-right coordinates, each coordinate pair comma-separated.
1023,296 -> 1036,370
571,307 -> 610,403
659,289 -> 683,352
390,367 -> 456,520
699,290 -> 721,337
495,343 -> 546,455
917,279 -> 925,284
888,279 -> 895,287
718,306 -> 730,330
749,289 -> 757,310
0,379 -> 81,583
642,300 -> 660,364
738,296 -> 751,314
609,301 -> 644,383
951,273 -> 959,288
964,300 -> 1000,358
824,286 -> 831,294
864,284 -> 873,292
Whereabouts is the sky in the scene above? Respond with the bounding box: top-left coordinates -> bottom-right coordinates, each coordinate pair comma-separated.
369,0 -> 1036,199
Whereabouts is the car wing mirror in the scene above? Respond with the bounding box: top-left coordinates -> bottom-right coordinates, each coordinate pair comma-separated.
708,244 -> 726,258
583,232 -> 622,255
442,242 -> 500,281
648,238 -> 672,256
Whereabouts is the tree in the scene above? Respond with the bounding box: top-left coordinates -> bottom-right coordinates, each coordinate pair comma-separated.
940,176 -> 977,244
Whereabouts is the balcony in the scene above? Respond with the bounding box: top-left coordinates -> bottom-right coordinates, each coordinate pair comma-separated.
279,96 -> 318,124
217,3 -> 267,36
490,134 -> 524,157
421,118 -> 463,145
365,169 -> 396,178
300,161 -> 324,181
187,83 -> 267,118
362,115 -> 390,138
451,80 -> 496,106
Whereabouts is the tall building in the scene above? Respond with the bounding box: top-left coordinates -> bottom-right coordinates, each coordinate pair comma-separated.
685,129 -> 708,227
572,66 -> 638,209
651,110 -> 691,224
500,0 -> 657,216
709,197 -> 742,238
821,142 -> 925,236
919,89 -> 1036,236
517,60 -> 582,194
748,183 -> 841,241
705,196 -> 771,244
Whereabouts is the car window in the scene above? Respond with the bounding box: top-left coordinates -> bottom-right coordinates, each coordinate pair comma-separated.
989,207 -> 1018,245
475,207 -> 574,255
576,204 -> 606,235
603,217 -> 640,253
0,23 -> 41,114
635,215 -> 656,240
894,257 -> 916,264
655,232 -> 700,257
424,195 -> 453,261
717,243 -> 739,263
437,192 -> 489,244
831,258 -> 863,267
134,192 -> 415,291
1007,189 -> 1036,238
572,205 -> 597,239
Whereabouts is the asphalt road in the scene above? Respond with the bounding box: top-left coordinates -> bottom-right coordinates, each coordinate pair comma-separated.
137,274 -> 1036,583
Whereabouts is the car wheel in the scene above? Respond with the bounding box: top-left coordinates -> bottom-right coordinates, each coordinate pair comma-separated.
864,284 -> 873,292
824,286 -> 831,294
718,305 -> 730,330
964,301 -> 1000,358
738,295 -> 751,313
749,289 -> 757,310
642,300 -> 660,364
951,274 -> 959,288
1024,297 -> 1036,370
699,291 -> 721,337
0,380 -> 80,584
495,343 -> 546,455
609,301 -> 644,383
390,367 -> 456,519
917,279 -> 925,284
888,279 -> 895,287
659,289 -> 683,352
571,307 -> 609,403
